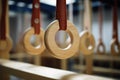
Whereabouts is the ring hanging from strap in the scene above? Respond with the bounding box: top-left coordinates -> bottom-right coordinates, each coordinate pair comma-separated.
110,0 -> 120,56
23,0 -> 45,55
44,0 -> 79,59
0,0 -> 12,53
79,0 -> 95,55
97,0 -> 106,55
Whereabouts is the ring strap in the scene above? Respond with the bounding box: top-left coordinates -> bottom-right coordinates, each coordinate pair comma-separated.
31,0 -> 41,34
112,0 -> 118,42
68,3 -> 73,22
83,0 -> 92,32
0,0 -> 7,40
98,0 -> 103,42
56,0 -> 67,30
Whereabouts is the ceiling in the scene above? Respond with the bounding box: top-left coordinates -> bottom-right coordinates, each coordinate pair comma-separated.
8,0 -> 120,15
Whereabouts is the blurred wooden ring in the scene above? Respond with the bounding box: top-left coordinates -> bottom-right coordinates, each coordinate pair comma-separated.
0,36 -> 12,52
79,31 -> 95,55
110,39 -> 120,56
97,42 -> 105,55
45,20 -> 79,59
23,27 -> 45,55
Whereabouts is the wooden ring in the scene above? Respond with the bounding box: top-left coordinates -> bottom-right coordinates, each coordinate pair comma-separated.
45,20 -> 79,59
79,31 -> 95,55
0,36 -> 12,52
23,27 -> 45,55
97,42 -> 105,55
110,39 -> 120,56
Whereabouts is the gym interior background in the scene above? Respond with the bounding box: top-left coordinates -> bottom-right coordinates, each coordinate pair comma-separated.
0,0 -> 120,80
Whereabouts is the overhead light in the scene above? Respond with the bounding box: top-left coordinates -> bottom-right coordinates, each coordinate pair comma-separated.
17,2 -> 25,7
8,0 -> 15,5
28,0 -> 75,9
40,0 -> 75,6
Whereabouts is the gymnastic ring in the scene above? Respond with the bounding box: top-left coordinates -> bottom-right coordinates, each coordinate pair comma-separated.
110,39 -> 120,56
23,27 -> 45,55
79,30 -> 95,55
45,20 -> 79,59
0,36 -> 12,53
97,42 -> 105,55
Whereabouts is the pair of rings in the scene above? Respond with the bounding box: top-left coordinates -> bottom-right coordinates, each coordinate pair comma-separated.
23,20 -> 95,59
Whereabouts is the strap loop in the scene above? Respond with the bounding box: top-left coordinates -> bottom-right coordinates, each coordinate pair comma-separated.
31,0 -> 41,34
56,0 -> 67,30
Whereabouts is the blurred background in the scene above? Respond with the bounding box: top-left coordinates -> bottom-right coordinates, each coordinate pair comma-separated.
6,0 -> 120,79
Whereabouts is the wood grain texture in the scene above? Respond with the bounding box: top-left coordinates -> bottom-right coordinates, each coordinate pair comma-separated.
23,27 -> 45,55
97,41 -> 106,55
110,39 -> 120,56
79,31 -> 95,55
0,59 -> 114,80
0,59 -> 75,80
0,37 -> 12,53
45,20 -> 79,59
